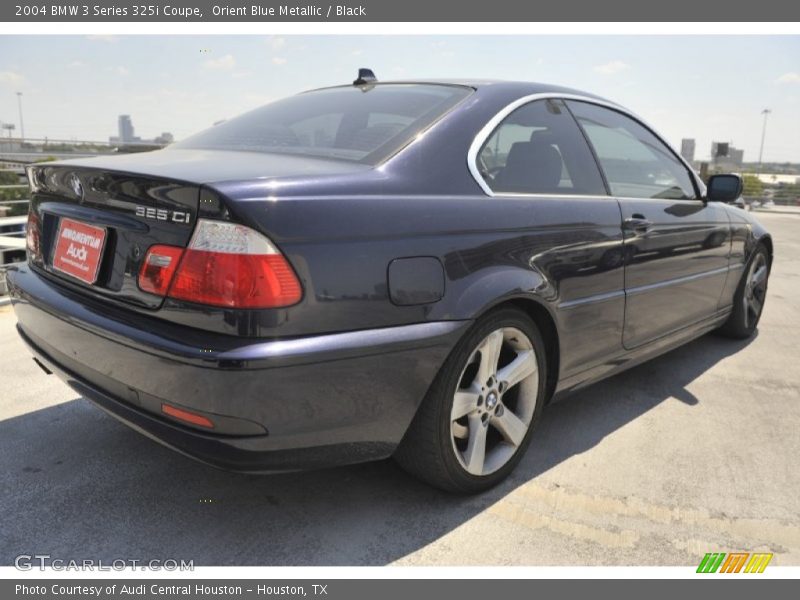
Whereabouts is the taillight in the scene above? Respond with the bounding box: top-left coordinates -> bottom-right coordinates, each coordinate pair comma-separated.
138,219 -> 302,309
25,211 -> 40,260
139,245 -> 184,296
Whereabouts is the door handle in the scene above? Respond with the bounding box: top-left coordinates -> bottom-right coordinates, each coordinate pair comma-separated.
623,216 -> 653,233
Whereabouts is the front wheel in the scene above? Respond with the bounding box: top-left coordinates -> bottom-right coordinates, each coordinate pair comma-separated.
394,307 -> 547,494
718,244 -> 770,339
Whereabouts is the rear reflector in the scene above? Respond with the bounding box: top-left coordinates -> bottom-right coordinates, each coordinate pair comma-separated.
138,245 -> 184,296
167,220 -> 302,309
161,403 -> 215,429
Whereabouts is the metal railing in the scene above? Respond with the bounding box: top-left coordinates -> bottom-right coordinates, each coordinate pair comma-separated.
0,191 -> 29,217
0,198 -> 28,295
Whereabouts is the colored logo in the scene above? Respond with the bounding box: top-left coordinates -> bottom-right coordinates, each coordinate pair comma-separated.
697,552 -> 773,573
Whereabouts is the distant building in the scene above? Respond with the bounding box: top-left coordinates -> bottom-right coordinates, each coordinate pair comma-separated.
118,115 -> 133,142
0,138 -> 24,153
753,173 -> 800,185
154,132 -> 174,145
117,115 -> 140,144
711,142 -> 728,159
680,138 -> 695,163
711,141 -> 744,170
109,115 -> 171,146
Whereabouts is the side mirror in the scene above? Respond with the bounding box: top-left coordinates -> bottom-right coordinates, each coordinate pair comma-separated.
706,174 -> 743,203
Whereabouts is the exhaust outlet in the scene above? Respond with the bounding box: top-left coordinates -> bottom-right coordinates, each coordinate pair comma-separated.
32,357 -> 52,375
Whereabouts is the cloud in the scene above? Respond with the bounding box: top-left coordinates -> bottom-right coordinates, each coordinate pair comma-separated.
204,54 -> 236,70
68,60 -> 86,68
351,49 -> 363,56
266,37 -> 288,66
776,72 -> 800,84
231,71 -> 252,79
267,36 -> 286,50
86,35 -> 118,42
594,60 -> 629,75
105,65 -> 129,76
0,70 -> 26,86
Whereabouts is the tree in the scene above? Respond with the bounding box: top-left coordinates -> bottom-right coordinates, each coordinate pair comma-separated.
774,182 -> 800,206
0,171 -> 19,185
741,174 -> 764,198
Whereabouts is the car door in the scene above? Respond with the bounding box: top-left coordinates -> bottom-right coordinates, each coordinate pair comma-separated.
567,100 -> 731,349
473,98 -> 625,377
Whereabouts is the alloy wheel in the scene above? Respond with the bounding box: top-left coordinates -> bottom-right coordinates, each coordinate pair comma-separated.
450,327 -> 539,476
744,252 -> 768,329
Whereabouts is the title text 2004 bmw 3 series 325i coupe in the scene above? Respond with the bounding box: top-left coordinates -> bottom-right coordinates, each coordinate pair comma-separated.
8,73 -> 772,493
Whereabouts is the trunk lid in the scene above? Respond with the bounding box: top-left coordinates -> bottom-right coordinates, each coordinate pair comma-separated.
50,148 -> 372,183
25,150 -> 372,316
27,163 -> 200,309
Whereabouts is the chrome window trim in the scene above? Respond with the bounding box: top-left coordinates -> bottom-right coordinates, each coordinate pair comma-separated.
467,93 -> 704,199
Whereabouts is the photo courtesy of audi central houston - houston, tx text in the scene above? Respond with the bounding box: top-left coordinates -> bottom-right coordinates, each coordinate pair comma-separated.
0,30 -> 799,578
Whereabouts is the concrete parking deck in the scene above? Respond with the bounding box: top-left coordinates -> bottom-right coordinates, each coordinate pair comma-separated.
1,211 -> 798,566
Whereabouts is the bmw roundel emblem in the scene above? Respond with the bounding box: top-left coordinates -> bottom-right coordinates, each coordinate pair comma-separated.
69,174 -> 84,200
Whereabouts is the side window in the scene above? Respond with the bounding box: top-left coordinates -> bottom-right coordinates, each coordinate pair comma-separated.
567,101 -> 697,200
478,99 -> 606,196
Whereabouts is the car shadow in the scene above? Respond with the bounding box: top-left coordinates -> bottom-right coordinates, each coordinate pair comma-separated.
0,331 -> 754,566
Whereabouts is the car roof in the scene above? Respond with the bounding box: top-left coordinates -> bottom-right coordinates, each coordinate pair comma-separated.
307,79 -> 614,104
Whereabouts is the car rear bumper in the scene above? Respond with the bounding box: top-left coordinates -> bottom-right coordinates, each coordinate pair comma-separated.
6,264 -> 468,472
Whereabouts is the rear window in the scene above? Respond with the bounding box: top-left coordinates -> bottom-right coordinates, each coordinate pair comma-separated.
175,84 -> 473,165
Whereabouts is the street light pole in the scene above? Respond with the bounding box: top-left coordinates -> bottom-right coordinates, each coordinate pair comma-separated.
16,91 -> 24,142
757,108 -> 771,177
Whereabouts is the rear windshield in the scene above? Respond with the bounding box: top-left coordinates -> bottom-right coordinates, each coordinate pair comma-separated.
175,84 -> 473,165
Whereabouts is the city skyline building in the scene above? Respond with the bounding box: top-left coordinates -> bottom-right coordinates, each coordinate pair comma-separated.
680,138 -> 696,163
109,114 -> 172,146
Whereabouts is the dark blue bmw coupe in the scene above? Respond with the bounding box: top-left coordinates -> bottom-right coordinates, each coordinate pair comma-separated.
7,71 -> 771,492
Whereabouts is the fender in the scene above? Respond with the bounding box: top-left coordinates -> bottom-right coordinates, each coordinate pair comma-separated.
426,264 -> 562,402
717,205 -> 773,310
438,264 -> 556,323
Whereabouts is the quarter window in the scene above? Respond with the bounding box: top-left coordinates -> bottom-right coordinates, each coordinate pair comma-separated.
567,101 -> 697,200
478,99 -> 607,196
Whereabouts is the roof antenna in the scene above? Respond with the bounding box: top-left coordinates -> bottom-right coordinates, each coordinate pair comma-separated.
353,68 -> 378,86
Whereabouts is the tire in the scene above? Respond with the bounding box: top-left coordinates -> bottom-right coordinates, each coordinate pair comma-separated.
717,243 -> 770,339
394,306 -> 547,494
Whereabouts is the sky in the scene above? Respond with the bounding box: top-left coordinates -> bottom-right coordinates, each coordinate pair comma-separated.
0,35 -> 798,162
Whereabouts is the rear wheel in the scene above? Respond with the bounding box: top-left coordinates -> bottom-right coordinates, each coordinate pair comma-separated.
394,307 -> 547,494
718,244 -> 770,339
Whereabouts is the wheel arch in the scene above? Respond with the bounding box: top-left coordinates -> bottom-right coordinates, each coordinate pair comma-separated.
758,233 -> 774,268
474,295 -> 561,405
